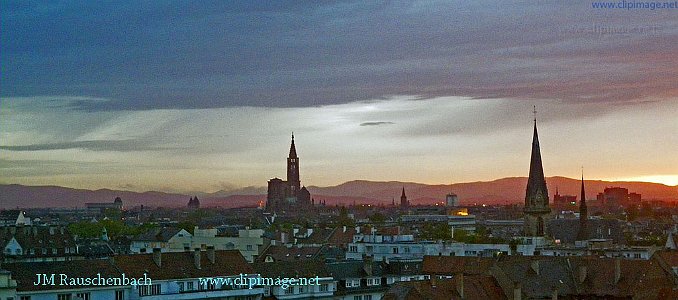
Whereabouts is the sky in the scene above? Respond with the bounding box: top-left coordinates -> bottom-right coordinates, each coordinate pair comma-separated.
1,1 -> 677,193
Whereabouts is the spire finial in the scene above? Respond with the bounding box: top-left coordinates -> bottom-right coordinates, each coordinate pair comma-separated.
581,166 -> 584,180
533,105 -> 537,123
292,132 -> 294,140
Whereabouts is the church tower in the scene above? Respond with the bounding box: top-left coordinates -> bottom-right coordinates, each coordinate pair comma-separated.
577,172 -> 588,241
400,187 -> 409,208
524,107 -> 551,236
287,134 -> 300,196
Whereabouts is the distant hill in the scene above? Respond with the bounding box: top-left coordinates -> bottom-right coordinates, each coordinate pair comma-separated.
309,177 -> 678,205
1,177 -> 676,209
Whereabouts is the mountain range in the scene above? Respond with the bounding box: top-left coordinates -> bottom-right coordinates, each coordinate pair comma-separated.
1,177 -> 676,209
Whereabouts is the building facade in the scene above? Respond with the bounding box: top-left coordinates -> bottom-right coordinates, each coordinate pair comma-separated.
265,135 -> 312,213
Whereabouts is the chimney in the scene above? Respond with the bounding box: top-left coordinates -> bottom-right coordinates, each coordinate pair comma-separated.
614,258 -> 621,284
193,248 -> 201,269
513,282 -> 522,300
530,260 -> 540,275
343,226 -> 347,233
207,245 -> 215,264
152,248 -> 162,267
430,275 -> 437,288
363,256 -> 373,276
578,265 -> 587,283
455,273 -> 464,298
59,226 -> 64,235
49,226 -> 55,235
551,287 -> 558,300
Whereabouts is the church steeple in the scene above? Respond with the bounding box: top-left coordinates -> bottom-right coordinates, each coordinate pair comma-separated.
400,187 -> 409,208
524,106 -> 551,236
289,133 -> 298,158
287,133 -> 300,195
577,169 -> 588,241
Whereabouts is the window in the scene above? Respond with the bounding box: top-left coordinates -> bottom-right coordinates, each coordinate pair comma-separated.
367,278 -> 380,286
634,253 -> 642,259
187,281 -> 194,291
404,247 -> 410,253
115,290 -> 125,300
320,284 -> 329,292
392,247 -> 398,254
20,296 -> 32,300
15,248 -> 22,255
365,296 -> 373,300
52,248 -> 58,255
57,294 -> 72,300
284,287 -> 294,294
178,282 -> 185,292
75,292 -> 90,300
349,246 -> 358,252
354,296 -> 363,300
139,284 -> 161,296
299,286 -> 305,293
246,244 -> 253,251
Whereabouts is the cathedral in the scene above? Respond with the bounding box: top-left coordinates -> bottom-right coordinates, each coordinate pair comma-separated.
265,134 -> 312,212
524,109 -> 552,236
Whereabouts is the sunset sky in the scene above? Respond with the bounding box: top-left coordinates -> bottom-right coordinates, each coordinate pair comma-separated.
1,1 -> 677,193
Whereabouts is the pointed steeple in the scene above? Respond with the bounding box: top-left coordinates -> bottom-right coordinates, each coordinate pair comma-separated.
400,187 -> 409,208
524,106 -> 550,237
577,169 -> 588,241
525,107 -> 549,209
288,133 -> 297,158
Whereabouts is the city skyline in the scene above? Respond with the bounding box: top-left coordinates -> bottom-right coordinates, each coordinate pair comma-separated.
2,2 -> 677,192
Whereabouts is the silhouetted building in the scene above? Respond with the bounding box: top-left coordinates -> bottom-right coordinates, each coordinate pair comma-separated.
524,109 -> 551,236
187,196 -> 200,209
553,187 -> 577,209
400,187 -> 409,209
265,134 -> 312,212
85,197 -> 124,213
597,187 -> 641,207
577,174 -> 588,241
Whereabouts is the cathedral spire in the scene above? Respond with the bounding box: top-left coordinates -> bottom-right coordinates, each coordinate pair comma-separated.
289,133 -> 297,158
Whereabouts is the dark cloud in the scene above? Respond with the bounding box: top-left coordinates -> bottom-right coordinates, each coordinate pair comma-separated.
0,140 -> 174,152
2,1 -> 676,111
360,121 -> 395,126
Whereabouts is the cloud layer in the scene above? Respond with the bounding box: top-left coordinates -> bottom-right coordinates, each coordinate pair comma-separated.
2,1 -> 677,109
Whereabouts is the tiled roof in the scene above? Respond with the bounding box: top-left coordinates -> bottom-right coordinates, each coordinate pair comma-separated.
327,227 -> 356,247
130,227 -> 183,242
0,225 -> 77,258
113,250 -> 253,280
297,228 -> 335,244
655,250 -> 678,267
253,260 -> 330,278
383,276 -> 506,300
422,255 -> 676,299
422,256 -> 494,275
257,245 -> 323,262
